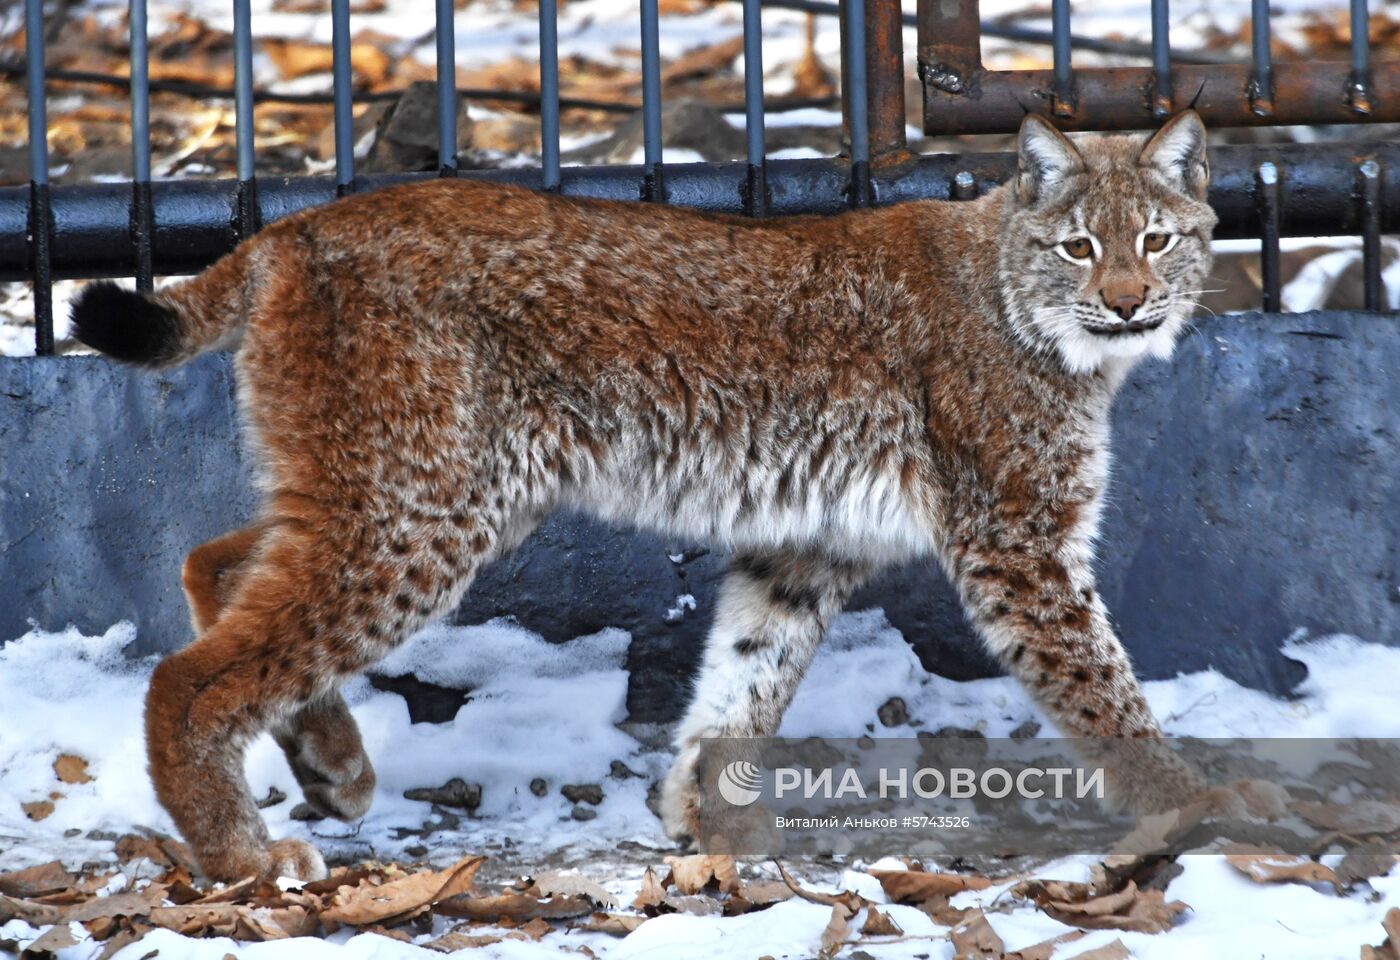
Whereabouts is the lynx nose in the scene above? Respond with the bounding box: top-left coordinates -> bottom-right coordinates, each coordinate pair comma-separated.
1101,286 -> 1147,321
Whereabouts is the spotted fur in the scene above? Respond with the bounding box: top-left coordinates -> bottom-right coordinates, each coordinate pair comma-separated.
76,112 -> 1218,881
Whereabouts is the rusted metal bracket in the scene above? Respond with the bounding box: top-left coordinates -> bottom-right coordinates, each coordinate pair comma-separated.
917,0 -> 984,110
919,60 -> 1400,135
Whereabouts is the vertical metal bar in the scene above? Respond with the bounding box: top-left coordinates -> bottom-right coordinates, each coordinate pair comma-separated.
741,0 -> 766,215
916,0 -> 982,137
232,0 -> 259,237
864,0 -> 906,159
1150,0 -> 1172,118
1349,0 -> 1373,115
331,0 -> 355,195
1256,161 -> 1281,312
538,0 -> 561,191
1249,0 -> 1274,116
1050,0 -> 1073,117
639,0 -> 665,202
130,0 -> 154,292
841,0 -> 872,207
1358,158 -> 1383,311
24,0 -> 52,355
436,0 -> 457,176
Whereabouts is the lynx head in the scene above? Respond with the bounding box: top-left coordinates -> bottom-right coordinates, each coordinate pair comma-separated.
997,110 -> 1216,375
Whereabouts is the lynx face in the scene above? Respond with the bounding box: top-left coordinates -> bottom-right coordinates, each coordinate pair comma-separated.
999,112 -> 1217,375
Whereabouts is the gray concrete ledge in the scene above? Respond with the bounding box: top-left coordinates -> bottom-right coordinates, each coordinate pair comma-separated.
2,311 -> 1395,721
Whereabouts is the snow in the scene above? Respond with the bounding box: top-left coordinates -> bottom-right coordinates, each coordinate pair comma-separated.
2,611 -> 1398,957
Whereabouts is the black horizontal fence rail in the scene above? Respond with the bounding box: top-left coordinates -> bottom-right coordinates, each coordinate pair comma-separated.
10,0 -> 1398,354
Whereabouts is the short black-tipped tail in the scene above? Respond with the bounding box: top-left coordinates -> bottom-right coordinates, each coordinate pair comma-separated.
70,281 -> 182,366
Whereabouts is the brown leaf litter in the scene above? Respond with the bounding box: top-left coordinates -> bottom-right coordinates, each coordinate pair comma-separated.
0,841 -> 1209,956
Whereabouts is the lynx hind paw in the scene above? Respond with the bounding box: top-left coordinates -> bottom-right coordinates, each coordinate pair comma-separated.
1124,778 -> 1286,823
295,753 -> 376,822
267,838 -> 329,882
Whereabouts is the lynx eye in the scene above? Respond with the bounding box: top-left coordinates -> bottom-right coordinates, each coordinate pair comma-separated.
1143,231 -> 1173,253
1060,237 -> 1094,260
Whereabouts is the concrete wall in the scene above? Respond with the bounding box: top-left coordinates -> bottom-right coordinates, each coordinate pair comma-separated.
2,310 -> 1395,721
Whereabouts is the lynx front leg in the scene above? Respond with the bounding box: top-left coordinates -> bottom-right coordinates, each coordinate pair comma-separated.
951,521 -> 1215,814
182,524 -> 376,823
660,550 -> 869,842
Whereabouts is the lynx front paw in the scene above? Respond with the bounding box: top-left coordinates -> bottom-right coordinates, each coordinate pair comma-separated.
1227,778 -> 1289,819
267,838 -> 329,882
200,837 -> 328,884
659,749 -> 702,846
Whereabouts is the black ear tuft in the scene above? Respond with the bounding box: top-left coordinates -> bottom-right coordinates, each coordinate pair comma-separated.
70,281 -> 181,365
1016,113 -> 1086,204
1139,110 -> 1210,199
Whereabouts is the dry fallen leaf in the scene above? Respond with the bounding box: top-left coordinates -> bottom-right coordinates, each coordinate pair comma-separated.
113,834 -> 199,874
1338,849 -> 1400,886
54,754 -> 94,785
21,800 -> 55,821
859,905 -> 902,936
632,866 -> 667,910
1293,800 -> 1400,836
512,916 -> 551,941
1005,929 -> 1085,960
423,930 -> 504,951
436,890 -> 594,923
663,854 -> 741,896
871,868 -> 992,903
1223,845 -> 1344,894
818,900 -> 856,959
0,861 -> 77,898
321,854 -> 485,926
576,910 -> 647,936
526,871 -> 618,909
732,878 -> 794,911
1362,906 -> 1400,960
24,923 -> 79,954
950,908 -> 1005,959
1021,880 -> 1187,934
1064,939 -> 1131,960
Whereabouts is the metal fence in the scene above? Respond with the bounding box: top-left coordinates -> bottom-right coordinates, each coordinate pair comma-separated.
3,0 -> 1396,356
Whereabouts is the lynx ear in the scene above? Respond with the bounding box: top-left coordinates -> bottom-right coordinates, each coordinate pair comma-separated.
1016,114 -> 1085,204
1139,110 -> 1209,199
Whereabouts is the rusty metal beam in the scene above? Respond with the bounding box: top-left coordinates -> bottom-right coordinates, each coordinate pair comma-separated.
921,59 -> 1400,135
864,0 -> 907,160
917,0 -> 983,98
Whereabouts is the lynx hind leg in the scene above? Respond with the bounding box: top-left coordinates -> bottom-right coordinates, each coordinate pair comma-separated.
182,523 -> 268,635
183,522 -> 377,823
660,550 -> 869,843
147,506 -> 495,882
273,694 -> 376,821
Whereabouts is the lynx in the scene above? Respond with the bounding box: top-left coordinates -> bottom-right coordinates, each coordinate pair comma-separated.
73,111 -> 1242,883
